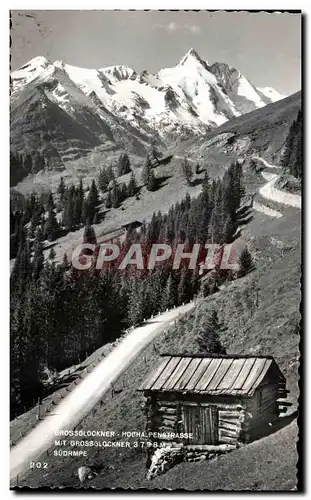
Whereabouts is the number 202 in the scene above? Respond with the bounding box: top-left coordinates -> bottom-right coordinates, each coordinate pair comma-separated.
30,462 -> 48,469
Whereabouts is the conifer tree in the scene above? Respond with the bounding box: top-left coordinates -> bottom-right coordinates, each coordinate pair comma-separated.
81,180 -> 99,224
111,179 -> 120,208
44,208 -> 59,241
107,164 -> 115,182
147,169 -> 157,191
281,109 -> 302,179
61,252 -> 70,270
181,157 -> 192,185
88,179 -> 99,208
84,179 -> 99,223
29,204 -> 44,238
74,178 -> 84,225
128,171 -> 138,197
105,189 -> 112,209
281,126 -> 294,171
196,310 -> 227,354
223,214 -> 236,244
232,161 -> 245,211
119,182 -> 128,203
10,208 -> 15,235
82,199 -> 90,224
57,177 -> 66,199
98,168 -> 109,192
83,223 -> 97,246
62,186 -> 75,231
117,153 -> 131,176
142,156 -> 151,186
48,247 -> 56,261
161,273 -> 178,311
32,228 -> 45,279
127,278 -> 144,326
178,267 -> 192,305
11,242 -> 33,296
93,212 -> 100,224
209,204 -> 224,244
47,192 -> 55,212
10,301 -> 24,415
191,266 -> 200,296
147,269 -> 163,314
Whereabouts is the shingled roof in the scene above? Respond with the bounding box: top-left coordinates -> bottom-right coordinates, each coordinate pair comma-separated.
138,354 -> 285,396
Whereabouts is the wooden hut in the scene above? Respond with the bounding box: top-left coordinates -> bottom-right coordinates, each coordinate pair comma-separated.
138,354 -> 287,447
121,220 -> 143,232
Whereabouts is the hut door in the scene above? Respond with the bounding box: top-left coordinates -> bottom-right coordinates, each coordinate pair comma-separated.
182,405 -> 218,444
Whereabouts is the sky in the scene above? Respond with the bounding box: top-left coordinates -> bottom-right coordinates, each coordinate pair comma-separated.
10,10 -> 301,95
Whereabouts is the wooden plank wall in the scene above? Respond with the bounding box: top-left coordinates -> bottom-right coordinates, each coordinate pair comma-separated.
243,384 -> 279,437
182,405 -> 218,444
180,402 -> 245,445
143,395 -> 247,446
218,408 -> 245,445
142,379 -> 285,447
142,400 -> 181,440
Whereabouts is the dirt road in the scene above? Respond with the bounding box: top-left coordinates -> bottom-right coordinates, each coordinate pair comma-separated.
254,157 -> 301,209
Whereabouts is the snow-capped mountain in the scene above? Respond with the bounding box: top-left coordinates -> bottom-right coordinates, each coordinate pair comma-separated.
10,49 -> 285,171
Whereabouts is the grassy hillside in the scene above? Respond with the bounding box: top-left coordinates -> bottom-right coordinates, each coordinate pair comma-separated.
175,91 -> 301,163
142,420 -> 298,491
29,155 -> 232,265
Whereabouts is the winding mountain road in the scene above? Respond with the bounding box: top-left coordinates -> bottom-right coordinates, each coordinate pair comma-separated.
175,153 -> 301,214
252,200 -> 283,219
247,157 -> 301,219
258,171 -> 301,210
10,302 -> 194,482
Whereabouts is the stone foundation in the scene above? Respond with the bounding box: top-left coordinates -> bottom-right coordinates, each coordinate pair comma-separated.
146,443 -> 238,480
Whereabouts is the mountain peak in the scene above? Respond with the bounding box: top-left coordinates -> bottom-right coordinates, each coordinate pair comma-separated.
53,60 -> 65,69
178,48 -> 206,66
99,65 -> 137,81
11,56 -> 55,93
11,52 -> 284,167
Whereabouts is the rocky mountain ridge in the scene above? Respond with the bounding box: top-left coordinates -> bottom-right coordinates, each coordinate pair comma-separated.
10,49 -> 285,179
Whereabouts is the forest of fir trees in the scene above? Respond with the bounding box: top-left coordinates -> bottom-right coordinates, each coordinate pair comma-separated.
280,109 -> 302,179
10,156 -> 255,419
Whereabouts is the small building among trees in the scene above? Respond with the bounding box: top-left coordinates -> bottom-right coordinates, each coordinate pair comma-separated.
138,354 -> 287,447
122,220 -> 143,233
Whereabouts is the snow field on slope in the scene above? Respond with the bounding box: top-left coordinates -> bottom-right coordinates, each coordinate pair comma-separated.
60,62 -> 112,107
258,87 -> 286,102
237,75 -> 266,108
158,60 -> 236,126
